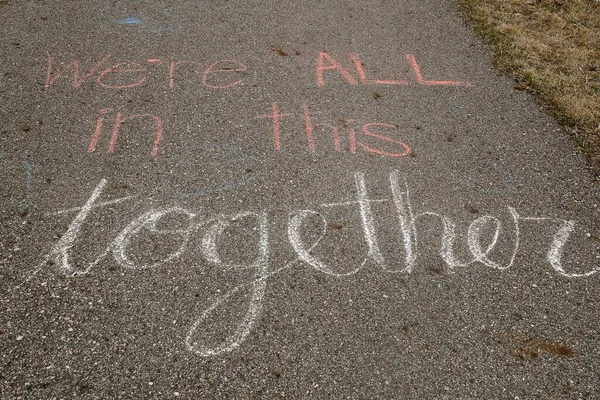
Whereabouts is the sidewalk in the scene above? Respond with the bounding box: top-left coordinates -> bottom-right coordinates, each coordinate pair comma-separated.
1,0 -> 598,398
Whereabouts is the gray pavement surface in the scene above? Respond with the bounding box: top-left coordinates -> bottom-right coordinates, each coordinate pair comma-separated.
1,0 -> 599,398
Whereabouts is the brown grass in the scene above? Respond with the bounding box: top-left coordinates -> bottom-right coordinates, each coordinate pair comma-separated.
457,0 -> 600,174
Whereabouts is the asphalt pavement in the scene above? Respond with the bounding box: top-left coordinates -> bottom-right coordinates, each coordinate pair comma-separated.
1,0 -> 599,398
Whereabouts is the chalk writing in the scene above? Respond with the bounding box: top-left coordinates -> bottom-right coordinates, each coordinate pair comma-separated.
120,17 -> 142,26
16,171 -> 598,356
405,54 -> 473,87
44,54 -> 112,88
253,103 -> 292,151
317,52 -> 473,87
43,50 -> 473,157
88,109 -> 163,156
44,53 -> 247,90
254,103 -> 411,156
44,51 -> 473,90
99,2 -> 179,35
316,51 -> 358,86
350,54 -> 409,85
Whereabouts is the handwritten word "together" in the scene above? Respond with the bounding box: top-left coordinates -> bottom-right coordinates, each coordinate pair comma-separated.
27,171 -> 596,356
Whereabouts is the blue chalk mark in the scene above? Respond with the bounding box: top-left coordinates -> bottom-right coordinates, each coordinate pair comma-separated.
121,16 -> 142,25
150,26 -> 173,34
493,163 -> 497,170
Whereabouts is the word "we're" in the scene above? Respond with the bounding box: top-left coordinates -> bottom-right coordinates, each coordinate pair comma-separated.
43,53 -> 247,90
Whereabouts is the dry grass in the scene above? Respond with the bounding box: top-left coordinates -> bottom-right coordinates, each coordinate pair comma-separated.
457,0 -> 600,174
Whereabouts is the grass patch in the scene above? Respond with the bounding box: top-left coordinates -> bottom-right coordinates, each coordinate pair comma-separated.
457,0 -> 600,174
